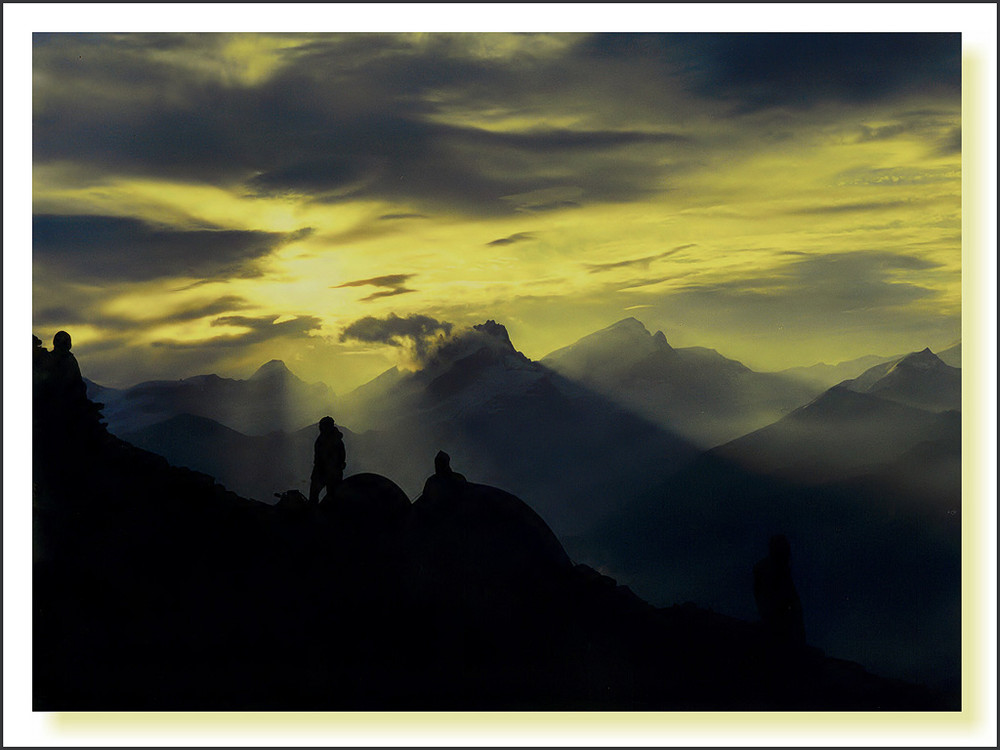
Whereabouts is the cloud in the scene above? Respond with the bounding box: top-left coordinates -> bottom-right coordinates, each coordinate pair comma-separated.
333,273 -> 417,302
358,288 -> 416,302
856,124 -> 908,143
35,294 -> 254,334
334,274 -> 414,289
32,34 -> 696,216
378,213 -> 428,221
581,33 -> 961,112
158,295 -> 255,324
788,200 -> 920,216
936,127 -> 961,156
585,244 -> 695,273
35,33 -> 957,223
834,165 -> 959,188
33,214 -> 312,282
152,314 -> 323,350
339,312 -> 453,360
670,251 -> 945,318
486,232 -> 535,247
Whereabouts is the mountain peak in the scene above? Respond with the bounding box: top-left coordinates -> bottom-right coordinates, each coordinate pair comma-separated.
473,320 -> 514,350
608,317 -> 648,332
893,348 -> 946,372
250,359 -> 295,381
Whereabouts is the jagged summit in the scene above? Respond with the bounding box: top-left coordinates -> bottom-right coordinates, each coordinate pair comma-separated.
890,347 -> 943,371
607,316 -> 649,333
542,317 -> 675,372
586,317 -> 673,350
844,347 -> 960,412
250,359 -> 297,381
421,320 -> 529,376
473,319 -> 515,350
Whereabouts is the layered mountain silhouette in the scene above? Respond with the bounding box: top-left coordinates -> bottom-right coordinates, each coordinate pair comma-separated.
67,321 -> 962,704
33,331 -> 949,710
776,353 -> 903,391
711,385 -> 960,484
121,413 -> 321,502
101,322 -> 701,532
89,359 -> 336,436
935,342 -> 961,368
567,346 -> 962,698
541,318 -> 823,447
841,348 -> 961,413
333,320 -> 702,536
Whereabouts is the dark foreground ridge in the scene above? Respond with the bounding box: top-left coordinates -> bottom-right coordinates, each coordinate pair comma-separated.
32,333 -> 949,710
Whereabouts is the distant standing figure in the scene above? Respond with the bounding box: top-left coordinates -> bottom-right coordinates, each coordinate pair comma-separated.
309,416 -> 346,504
753,534 -> 806,646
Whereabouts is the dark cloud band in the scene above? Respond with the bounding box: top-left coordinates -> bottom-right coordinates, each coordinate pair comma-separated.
33,214 -> 312,282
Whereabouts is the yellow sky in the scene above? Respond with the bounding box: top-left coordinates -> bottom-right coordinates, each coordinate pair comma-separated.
29,32 -> 963,390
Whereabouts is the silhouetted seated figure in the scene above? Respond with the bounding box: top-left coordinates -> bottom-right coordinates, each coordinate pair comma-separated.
753,534 -> 806,648
36,331 -> 105,447
48,331 -> 86,402
309,416 -> 346,504
417,450 -> 467,514
434,450 -> 466,482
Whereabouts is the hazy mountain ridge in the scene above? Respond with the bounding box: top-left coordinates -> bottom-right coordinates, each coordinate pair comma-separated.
89,359 -> 337,437
33,348 -> 949,710
336,321 -> 702,535
841,348 -> 961,413
710,385 -> 960,483
775,353 -> 903,390
122,413 -> 320,502
541,318 -> 823,448
566,347 -> 962,694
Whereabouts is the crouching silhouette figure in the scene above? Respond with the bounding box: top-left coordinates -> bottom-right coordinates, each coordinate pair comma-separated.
416,450 -> 467,514
309,416 -> 346,504
433,450 -> 466,482
753,534 -> 806,647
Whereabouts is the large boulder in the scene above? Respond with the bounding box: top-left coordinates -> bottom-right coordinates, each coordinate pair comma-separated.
323,472 -> 411,529
413,479 -> 572,585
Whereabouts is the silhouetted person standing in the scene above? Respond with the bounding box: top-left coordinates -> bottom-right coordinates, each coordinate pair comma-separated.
309,416 -> 346,504
753,534 -> 806,647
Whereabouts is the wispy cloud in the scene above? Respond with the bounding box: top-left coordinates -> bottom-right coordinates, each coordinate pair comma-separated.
332,273 -> 417,302
152,314 -> 323,350
787,201 -> 918,216
584,244 -> 695,273
486,232 -> 535,247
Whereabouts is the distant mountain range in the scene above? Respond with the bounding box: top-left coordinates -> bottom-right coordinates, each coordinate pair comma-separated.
565,342 -> 961,694
108,322 -> 702,533
542,318 -> 823,448
336,320 -> 702,536
88,359 -> 336,436
840,347 -> 961,412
